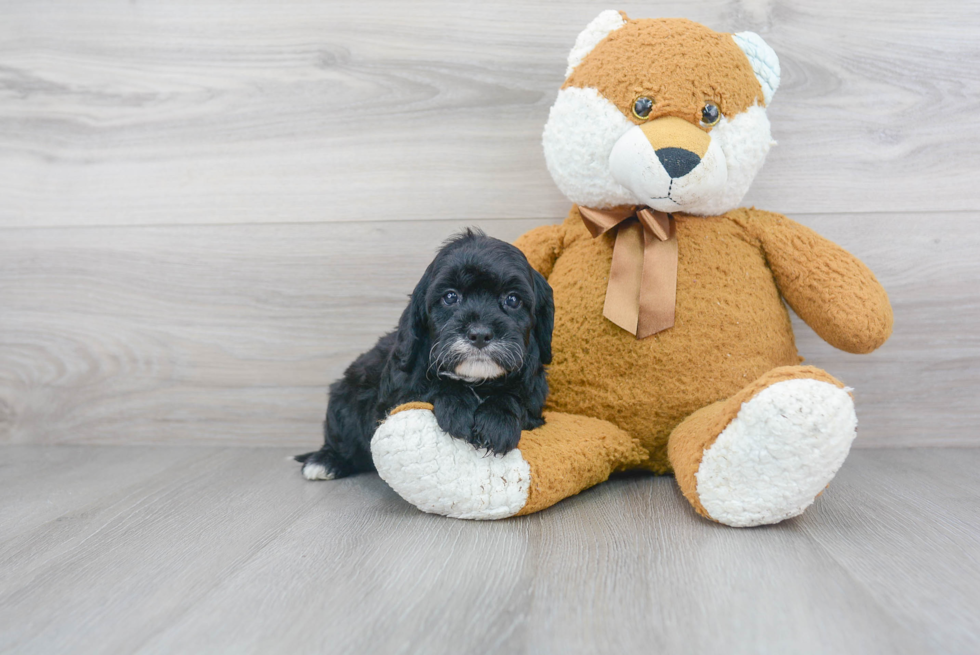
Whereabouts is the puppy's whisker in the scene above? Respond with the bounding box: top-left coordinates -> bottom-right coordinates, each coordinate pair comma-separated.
484,340 -> 524,373
426,342 -> 441,378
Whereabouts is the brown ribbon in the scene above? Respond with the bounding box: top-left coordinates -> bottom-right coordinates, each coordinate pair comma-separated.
578,205 -> 678,339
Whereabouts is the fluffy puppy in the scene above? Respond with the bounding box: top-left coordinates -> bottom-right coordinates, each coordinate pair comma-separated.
296,229 -> 554,481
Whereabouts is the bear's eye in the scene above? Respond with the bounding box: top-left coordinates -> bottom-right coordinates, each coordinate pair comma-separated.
632,96 -> 654,120
700,102 -> 721,127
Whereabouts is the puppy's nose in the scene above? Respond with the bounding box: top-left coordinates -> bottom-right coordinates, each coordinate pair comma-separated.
466,326 -> 493,349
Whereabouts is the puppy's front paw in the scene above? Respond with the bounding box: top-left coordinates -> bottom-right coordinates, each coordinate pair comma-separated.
371,406 -> 531,520
432,397 -> 475,441
472,404 -> 522,454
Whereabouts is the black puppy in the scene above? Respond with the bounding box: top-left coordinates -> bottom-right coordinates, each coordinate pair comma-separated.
296,229 -> 554,480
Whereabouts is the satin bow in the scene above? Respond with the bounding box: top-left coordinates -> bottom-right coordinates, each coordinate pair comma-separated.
578,205 -> 678,339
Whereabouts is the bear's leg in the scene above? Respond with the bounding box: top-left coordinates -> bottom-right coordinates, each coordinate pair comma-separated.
667,366 -> 857,527
371,404 -> 647,519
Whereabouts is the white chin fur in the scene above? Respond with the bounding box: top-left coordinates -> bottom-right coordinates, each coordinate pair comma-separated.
544,87 -> 773,216
453,358 -> 506,382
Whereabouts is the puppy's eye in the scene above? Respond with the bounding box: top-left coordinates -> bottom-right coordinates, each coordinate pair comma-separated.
632,96 -> 654,120
700,102 -> 721,128
503,293 -> 522,309
442,291 -> 459,306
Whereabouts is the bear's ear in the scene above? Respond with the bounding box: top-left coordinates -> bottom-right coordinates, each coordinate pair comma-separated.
565,10 -> 628,78
732,32 -> 781,105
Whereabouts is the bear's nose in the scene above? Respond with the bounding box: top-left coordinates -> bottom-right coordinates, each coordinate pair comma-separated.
466,326 -> 493,349
655,147 -> 702,178
638,116 -> 710,179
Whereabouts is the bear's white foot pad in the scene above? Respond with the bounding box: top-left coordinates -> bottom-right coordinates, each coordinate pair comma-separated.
371,409 -> 531,520
696,379 -> 857,527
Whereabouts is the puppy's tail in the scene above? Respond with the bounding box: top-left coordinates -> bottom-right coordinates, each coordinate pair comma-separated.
293,451 -> 316,463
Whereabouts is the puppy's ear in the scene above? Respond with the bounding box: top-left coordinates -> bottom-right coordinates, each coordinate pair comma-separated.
393,267 -> 431,371
531,269 -> 554,365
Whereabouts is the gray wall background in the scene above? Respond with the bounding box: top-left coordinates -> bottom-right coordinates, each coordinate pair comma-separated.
2,0 -> 977,448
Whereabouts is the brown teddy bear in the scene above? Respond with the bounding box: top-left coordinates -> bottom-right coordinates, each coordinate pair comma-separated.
370,12 -> 893,526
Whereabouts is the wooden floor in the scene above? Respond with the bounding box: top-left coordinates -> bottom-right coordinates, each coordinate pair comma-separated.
0,446 -> 977,655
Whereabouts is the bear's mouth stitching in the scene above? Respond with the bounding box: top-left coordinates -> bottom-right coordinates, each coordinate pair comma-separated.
645,180 -> 681,206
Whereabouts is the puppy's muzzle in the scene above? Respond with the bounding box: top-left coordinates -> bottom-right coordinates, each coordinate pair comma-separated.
435,333 -> 523,382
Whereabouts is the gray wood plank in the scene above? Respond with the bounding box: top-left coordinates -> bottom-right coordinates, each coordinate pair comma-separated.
2,213 -> 976,448
0,445 -> 203,542
2,446 -> 976,654
0,447 -> 333,654
139,474 -> 930,655
802,449 -> 980,655
0,1 -> 977,228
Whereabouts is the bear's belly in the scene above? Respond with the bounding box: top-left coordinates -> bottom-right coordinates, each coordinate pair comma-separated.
545,216 -> 800,472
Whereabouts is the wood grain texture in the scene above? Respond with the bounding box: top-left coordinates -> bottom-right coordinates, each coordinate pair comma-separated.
0,218 -> 540,447
0,0 -> 978,228
0,446 -> 202,544
0,446 -> 977,654
2,213 -> 977,448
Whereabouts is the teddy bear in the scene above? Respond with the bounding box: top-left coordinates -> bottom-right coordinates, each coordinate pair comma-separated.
369,11 -> 894,526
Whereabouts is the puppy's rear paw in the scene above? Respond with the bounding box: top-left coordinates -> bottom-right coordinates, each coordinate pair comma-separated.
295,449 -> 340,481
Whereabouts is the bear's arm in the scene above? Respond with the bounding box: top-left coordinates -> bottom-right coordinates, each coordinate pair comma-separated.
733,209 -> 894,354
513,223 -> 566,279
